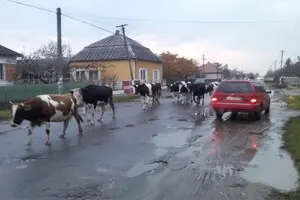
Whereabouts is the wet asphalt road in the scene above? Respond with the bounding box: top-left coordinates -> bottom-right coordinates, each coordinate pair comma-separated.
0,91 -> 299,200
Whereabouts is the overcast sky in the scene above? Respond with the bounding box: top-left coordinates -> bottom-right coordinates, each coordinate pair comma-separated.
1,0 -> 300,75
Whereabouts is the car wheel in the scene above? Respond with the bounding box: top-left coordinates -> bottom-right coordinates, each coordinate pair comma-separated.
265,102 -> 270,114
253,106 -> 262,120
216,111 -> 223,118
231,112 -> 238,120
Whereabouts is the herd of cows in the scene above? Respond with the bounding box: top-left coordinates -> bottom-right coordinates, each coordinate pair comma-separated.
8,80 -> 219,146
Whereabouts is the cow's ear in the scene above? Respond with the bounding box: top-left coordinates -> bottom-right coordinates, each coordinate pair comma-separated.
23,104 -> 32,111
69,90 -> 74,95
9,101 -> 14,106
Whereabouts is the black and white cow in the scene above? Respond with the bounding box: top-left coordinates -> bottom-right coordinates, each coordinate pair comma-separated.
70,84 -> 116,125
151,82 -> 162,105
133,82 -> 162,110
191,82 -> 207,106
169,81 -> 180,103
133,82 -> 153,111
206,81 -> 220,96
178,81 -> 193,105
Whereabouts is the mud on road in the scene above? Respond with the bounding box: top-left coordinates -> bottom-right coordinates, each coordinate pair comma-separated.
0,91 -> 299,200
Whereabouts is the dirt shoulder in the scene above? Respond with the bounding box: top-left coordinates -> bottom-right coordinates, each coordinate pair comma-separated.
268,92 -> 300,200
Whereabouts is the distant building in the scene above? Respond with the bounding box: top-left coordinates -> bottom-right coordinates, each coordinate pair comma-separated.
70,30 -> 163,85
197,62 -> 224,82
0,45 -> 22,85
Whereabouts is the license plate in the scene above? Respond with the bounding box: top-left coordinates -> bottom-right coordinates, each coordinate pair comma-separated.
226,96 -> 242,101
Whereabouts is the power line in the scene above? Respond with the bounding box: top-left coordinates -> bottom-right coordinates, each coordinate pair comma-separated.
7,0 -> 55,13
62,13 -> 114,34
6,0 -> 114,33
79,14 -> 294,24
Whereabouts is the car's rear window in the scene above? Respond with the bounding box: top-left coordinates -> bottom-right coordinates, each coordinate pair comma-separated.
216,82 -> 253,93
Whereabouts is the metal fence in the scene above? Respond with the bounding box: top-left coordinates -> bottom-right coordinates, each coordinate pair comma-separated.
0,83 -> 91,102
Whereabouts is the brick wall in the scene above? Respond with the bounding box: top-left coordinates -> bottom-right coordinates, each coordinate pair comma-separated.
5,64 -> 16,81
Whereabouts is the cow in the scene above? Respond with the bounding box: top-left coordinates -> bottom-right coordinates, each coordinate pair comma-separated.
206,82 -> 220,96
9,94 -> 84,146
133,82 -> 153,111
69,85 -> 116,125
169,81 -> 181,103
151,82 -> 162,105
178,81 -> 193,105
191,82 -> 207,106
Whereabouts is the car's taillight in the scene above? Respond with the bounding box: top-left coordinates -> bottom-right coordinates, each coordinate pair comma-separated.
250,98 -> 257,103
211,97 -> 218,102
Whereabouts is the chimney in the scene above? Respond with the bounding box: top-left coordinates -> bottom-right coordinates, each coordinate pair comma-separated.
115,30 -> 120,35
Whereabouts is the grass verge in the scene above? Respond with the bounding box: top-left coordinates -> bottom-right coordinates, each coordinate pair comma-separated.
268,116 -> 300,200
0,109 -> 11,121
113,95 -> 138,103
285,95 -> 300,110
268,94 -> 300,199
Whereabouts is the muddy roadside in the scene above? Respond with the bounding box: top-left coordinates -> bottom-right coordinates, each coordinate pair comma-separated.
267,88 -> 300,200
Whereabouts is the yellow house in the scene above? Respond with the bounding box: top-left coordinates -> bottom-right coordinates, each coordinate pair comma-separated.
70,30 -> 163,85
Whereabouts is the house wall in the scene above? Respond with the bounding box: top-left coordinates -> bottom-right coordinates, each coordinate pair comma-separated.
135,60 -> 163,82
70,60 -> 133,81
70,60 -> 163,83
0,56 -> 17,85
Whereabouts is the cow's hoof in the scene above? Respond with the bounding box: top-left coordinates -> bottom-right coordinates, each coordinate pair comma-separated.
45,141 -> 52,146
26,140 -> 32,146
97,118 -> 102,122
112,115 -> 116,119
89,121 -> 95,126
59,134 -> 65,139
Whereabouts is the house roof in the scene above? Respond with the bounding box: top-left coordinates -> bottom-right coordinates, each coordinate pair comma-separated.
71,30 -> 162,63
0,45 -> 22,57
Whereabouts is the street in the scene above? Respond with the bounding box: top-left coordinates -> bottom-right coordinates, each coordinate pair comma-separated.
0,91 -> 299,200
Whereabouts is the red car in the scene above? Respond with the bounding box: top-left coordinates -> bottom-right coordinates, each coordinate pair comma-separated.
211,80 -> 271,119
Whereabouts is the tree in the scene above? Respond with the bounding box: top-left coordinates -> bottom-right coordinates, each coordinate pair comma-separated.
160,51 -> 198,82
16,41 -> 73,84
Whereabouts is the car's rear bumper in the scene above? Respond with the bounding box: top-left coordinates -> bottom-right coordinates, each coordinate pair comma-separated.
211,102 -> 261,113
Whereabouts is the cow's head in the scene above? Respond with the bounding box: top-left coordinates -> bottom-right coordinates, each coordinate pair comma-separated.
69,88 -> 84,106
133,84 -> 140,95
9,101 -> 32,127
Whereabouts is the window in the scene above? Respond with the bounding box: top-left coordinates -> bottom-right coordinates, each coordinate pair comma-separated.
89,70 -> 99,80
0,64 -> 3,80
216,81 -> 253,93
139,68 -> 147,81
76,70 -> 85,80
153,69 -> 160,82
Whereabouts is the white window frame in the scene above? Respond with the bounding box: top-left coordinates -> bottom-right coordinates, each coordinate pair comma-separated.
153,69 -> 160,82
0,64 -> 5,80
139,68 -> 148,81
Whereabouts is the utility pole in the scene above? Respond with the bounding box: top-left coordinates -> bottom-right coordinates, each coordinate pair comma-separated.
116,24 -> 134,81
202,54 -> 206,76
280,50 -> 284,69
56,7 -> 63,83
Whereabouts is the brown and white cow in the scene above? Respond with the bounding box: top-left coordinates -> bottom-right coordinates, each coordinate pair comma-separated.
9,94 -> 84,146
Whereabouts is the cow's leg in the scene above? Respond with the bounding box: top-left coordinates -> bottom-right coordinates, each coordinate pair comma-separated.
73,112 -> 83,134
202,94 -> 205,106
177,93 -> 180,103
142,96 -> 147,111
26,123 -> 35,146
108,97 -> 116,119
98,105 -> 105,121
44,122 -> 51,146
90,104 -> 97,125
60,119 -> 70,139
172,92 -> 175,103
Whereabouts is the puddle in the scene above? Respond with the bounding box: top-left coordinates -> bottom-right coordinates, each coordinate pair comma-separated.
241,106 -> 300,192
152,130 -> 191,148
16,164 -> 28,169
126,162 -> 160,178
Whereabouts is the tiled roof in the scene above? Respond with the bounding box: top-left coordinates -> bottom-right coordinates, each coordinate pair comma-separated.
0,45 -> 22,57
71,31 -> 162,63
